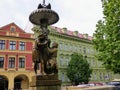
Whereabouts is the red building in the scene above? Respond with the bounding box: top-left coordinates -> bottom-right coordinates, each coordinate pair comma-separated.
0,22 -> 34,90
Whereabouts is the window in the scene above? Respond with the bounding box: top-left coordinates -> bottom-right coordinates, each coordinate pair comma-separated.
19,42 -> 25,51
10,26 -> 16,32
90,49 -> 94,54
99,73 -> 102,80
19,57 -> 25,68
94,73 -> 97,80
59,43 -> 62,50
10,41 -> 16,50
92,58 -> 96,67
9,57 -> 15,68
79,46 -> 82,53
90,74 -> 93,80
66,58 -> 69,66
0,57 -> 4,68
0,40 -> 5,50
69,45 -> 72,51
87,48 -> 90,54
61,72 -> 65,82
73,46 -> 77,51
64,44 -> 67,51
83,47 -> 86,54
104,74 -> 109,80
60,57 -> 64,66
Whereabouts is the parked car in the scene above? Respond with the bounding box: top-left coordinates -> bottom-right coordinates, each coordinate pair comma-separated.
107,81 -> 120,90
89,82 -> 105,86
77,84 -> 89,87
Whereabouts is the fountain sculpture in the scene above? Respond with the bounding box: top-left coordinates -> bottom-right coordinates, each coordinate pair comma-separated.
29,0 -> 59,75
29,0 -> 61,90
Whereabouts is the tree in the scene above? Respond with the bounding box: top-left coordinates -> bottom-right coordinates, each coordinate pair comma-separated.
93,0 -> 120,74
66,53 -> 92,85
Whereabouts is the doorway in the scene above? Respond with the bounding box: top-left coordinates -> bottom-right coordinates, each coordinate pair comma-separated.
14,78 -> 22,90
0,75 -> 8,90
14,75 -> 29,90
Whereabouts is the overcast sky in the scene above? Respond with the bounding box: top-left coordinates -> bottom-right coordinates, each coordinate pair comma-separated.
0,0 -> 103,36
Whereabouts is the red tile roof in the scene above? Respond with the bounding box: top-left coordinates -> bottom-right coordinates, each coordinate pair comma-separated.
51,26 -> 93,41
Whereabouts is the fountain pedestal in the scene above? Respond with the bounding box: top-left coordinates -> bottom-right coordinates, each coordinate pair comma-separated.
30,75 -> 61,90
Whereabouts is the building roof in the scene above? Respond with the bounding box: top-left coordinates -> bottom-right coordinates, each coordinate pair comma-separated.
51,26 -> 93,41
0,22 -> 33,39
0,22 -> 93,40
0,22 -> 25,33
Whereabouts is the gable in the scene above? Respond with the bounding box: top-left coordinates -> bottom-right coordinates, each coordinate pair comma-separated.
0,22 -> 25,33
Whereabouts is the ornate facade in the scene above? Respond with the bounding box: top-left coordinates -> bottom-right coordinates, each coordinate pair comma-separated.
0,23 -> 34,90
0,23 -> 119,89
48,26 -> 114,85
33,26 -> 116,85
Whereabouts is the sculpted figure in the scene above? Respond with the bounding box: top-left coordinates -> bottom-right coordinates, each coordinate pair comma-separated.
48,42 -> 58,74
32,33 -> 50,75
32,25 -> 59,75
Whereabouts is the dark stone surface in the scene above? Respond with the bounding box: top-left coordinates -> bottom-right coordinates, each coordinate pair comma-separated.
32,74 -> 59,81
30,75 -> 61,90
29,8 -> 59,25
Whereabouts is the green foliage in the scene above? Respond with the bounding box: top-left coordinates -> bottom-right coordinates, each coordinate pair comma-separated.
66,53 -> 92,85
93,0 -> 120,74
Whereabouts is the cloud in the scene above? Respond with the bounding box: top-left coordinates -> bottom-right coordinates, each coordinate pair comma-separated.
53,0 -> 103,35
0,0 -> 103,36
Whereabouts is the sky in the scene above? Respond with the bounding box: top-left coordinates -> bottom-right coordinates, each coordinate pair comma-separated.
0,0 -> 103,36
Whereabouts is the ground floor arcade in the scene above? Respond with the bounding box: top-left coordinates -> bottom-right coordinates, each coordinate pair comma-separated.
0,70 -> 34,90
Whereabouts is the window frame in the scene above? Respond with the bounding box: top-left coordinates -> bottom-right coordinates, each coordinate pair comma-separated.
19,42 -> 25,51
10,26 -> 16,33
9,57 -> 15,68
19,57 -> 25,68
0,57 -> 4,68
0,40 -> 5,50
9,41 -> 16,50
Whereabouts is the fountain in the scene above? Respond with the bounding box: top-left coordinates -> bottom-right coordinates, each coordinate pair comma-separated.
29,0 -> 61,90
